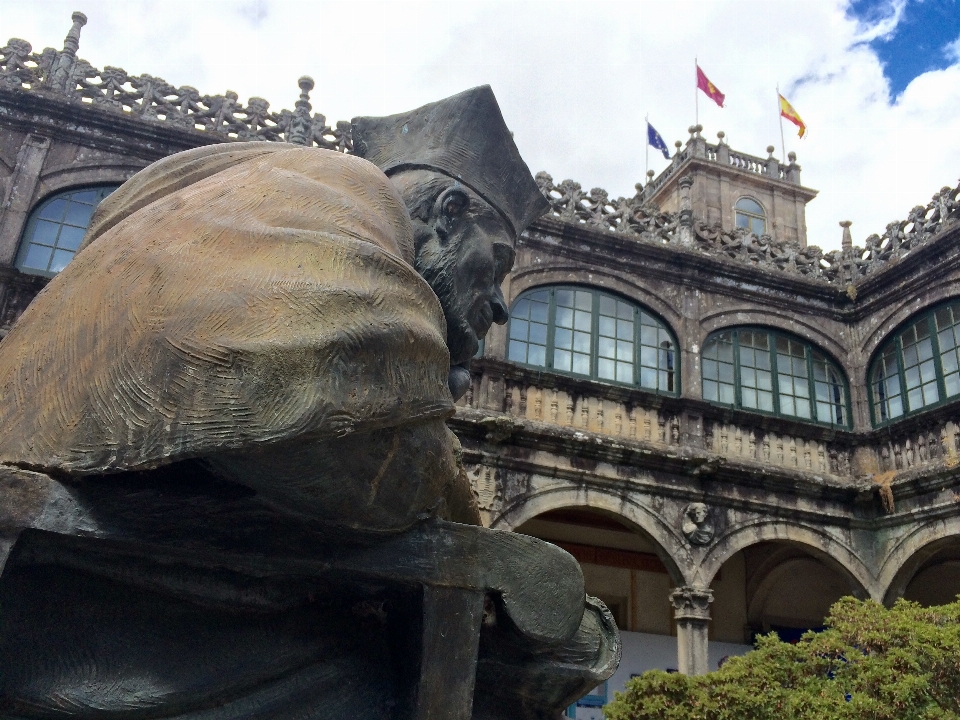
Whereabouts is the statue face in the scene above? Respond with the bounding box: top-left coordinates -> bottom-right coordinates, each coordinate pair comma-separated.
415,186 -> 514,367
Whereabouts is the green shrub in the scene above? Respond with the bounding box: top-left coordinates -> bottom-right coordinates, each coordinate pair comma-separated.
605,597 -> 960,720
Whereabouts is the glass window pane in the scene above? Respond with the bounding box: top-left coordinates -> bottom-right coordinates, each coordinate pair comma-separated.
574,310 -> 591,332
599,295 -> 616,316
617,362 -> 632,383
575,291 -> 592,311
508,340 -> 527,363
64,201 -> 96,227
572,353 -> 590,375
21,243 -> 52,270
598,336 -> 615,358
719,384 -> 735,404
38,198 -> 67,221
554,349 -> 571,371
528,345 -> 546,366
555,328 -> 572,350
736,197 -> 764,215
510,319 -> 528,340
599,316 -> 615,336
703,379 -> 718,401
530,300 -> 548,323
598,358 -> 615,380
529,322 -> 547,345
573,331 -> 590,353
49,249 -> 74,273
70,189 -> 100,203
556,290 -> 574,308
32,219 -> 60,245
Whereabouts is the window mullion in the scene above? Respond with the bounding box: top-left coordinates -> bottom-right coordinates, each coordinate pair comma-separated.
929,313 -> 948,409
634,306 -> 640,388
806,347 -> 818,424
590,292 -> 599,380
545,289 -> 557,369
769,332 -> 781,417
895,334 -> 910,417
732,330 -> 742,409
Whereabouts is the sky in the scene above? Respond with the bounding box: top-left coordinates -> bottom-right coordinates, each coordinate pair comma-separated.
2,0 -> 959,252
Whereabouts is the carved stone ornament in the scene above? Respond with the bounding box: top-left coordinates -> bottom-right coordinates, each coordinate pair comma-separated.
670,586 -> 714,621
681,502 -> 715,546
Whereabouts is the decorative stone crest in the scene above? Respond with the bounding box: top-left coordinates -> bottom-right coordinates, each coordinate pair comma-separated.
681,502 -> 715,545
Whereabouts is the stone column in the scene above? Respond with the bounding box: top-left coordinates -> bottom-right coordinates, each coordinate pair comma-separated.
0,134 -> 51,266
670,586 -> 713,676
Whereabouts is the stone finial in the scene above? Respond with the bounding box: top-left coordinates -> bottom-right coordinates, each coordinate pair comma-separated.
694,124 -> 703,137
62,11 -> 87,58
840,220 -> 853,251
688,125 -> 696,138
645,169 -> 654,184
766,145 -> 775,158
286,75 -> 315,146
787,151 -> 797,163
674,140 -> 682,150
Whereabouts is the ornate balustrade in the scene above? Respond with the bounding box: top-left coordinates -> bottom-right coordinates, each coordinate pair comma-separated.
3,15 -> 959,291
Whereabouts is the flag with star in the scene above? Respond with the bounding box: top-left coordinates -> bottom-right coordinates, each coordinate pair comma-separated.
647,121 -> 670,160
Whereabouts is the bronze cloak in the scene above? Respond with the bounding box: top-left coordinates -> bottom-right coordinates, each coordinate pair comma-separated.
0,143 -> 453,476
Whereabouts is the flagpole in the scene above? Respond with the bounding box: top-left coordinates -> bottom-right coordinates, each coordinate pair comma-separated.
695,57 -> 699,127
645,114 -> 649,179
777,84 -> 786,161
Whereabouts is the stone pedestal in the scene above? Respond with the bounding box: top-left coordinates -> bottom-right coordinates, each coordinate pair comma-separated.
670,586 -> 713,676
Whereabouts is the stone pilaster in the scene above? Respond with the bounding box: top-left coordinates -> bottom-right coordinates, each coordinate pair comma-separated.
0,134 -> 51,266
670,585 -> 713,676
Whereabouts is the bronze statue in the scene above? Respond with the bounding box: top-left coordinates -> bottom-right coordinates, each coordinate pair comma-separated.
0,86 -> 618,719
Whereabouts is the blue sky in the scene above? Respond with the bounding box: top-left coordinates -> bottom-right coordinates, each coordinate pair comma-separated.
850,0 -> 960,97
3,0 -> 960,252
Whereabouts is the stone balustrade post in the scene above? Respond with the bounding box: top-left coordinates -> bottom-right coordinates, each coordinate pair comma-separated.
715,131 -> 729,165
686,125 -> 706,159
670,585 -> 713,676
764,146 -> 779,177
678,175 -> 694,246
785,151 -> 801,184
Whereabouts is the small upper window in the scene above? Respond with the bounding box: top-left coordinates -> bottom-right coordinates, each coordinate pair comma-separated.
735,197 -> 766,236
16,185 -> 118,277
870,300 -> 960,425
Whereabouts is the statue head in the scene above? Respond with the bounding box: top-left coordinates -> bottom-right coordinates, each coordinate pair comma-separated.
353,86 -> 548,395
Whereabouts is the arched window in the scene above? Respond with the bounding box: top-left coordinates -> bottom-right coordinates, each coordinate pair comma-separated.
702,328 -> 849,426
507,286 -> 677,394
869,300 -> 960,425
735,197 -> 766,236
16,185 -> 119,277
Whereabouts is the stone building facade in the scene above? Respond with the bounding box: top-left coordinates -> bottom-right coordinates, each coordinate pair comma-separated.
2,13 -> 960,698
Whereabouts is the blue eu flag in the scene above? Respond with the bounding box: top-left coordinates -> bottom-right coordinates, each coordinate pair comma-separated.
647,122 -> 670,160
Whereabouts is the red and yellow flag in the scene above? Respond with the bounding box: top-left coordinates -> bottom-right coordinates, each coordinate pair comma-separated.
696,65 -> 725,108
779,94 -> 806,138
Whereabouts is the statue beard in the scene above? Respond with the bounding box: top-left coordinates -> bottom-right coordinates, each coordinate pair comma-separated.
417,246 -> 476,402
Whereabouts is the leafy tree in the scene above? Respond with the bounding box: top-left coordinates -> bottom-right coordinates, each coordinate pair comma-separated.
605,597 -> 960,720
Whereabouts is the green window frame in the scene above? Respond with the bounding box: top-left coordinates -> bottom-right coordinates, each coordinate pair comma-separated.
869,300 -> 960,426
16,185 -> 119,277
702,327 -> 850,428
735,197 -> 766,236
507,286 -> 678,395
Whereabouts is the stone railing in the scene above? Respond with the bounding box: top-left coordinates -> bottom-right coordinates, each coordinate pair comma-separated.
0,14 -> 352,151
876,419 -> 960,475
535,170 -> 960,289
4,14 -> 959,291
458,370 -> 683,449
704,419 -> 849,478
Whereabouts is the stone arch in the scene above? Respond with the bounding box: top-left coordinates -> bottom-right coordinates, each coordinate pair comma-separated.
859,281 -> 960,363
491,485 -> 692,586
508,264 -> 683,325
698,520 -> 878,600
34,164 -> 143,203
699,308 -> 848,362
878,517 -> 960,605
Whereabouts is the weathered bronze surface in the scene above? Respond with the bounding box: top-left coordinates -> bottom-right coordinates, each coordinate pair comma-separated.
0,86 -> 619,719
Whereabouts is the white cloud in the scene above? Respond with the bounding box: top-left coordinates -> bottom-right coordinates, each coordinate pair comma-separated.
2,0 -> 959,252
945,32 -> 960,63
